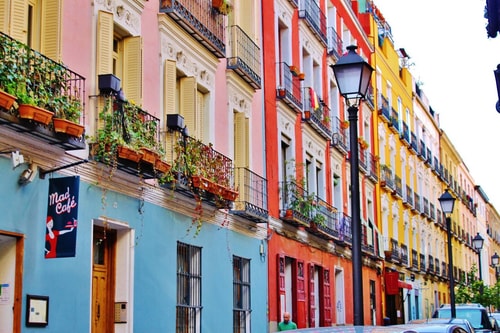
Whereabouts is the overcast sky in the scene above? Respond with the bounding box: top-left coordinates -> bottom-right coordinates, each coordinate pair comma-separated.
373,0 -> 500,209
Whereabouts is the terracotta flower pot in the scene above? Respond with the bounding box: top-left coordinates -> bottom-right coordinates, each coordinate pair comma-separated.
53,118 -> 85,137
18,104 -> 54,125
0,90 -> 16,110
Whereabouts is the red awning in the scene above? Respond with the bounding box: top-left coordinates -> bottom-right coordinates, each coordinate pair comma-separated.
385,272 -> 412,295
398,280 -> 413,290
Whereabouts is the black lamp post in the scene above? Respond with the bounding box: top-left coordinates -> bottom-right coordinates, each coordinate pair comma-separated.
331,45 -> 373,326
438,189 -> 456,318
473,233 -> 484,281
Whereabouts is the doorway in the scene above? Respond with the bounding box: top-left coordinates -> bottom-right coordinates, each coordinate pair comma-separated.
0,232 -> 23,333
92,226 -> 116,333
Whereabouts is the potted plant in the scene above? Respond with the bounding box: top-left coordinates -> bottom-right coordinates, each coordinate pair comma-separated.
51,95 -> 84,137
212,0 -> 232,15
15,81 -> 54,125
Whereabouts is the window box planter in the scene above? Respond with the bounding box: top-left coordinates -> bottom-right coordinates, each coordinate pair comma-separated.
98,74 -> 121,95
167,114 -> 185,131
155,159 -> 171,174
53,118 -> 85,138
139,147 -> 160,165
18,104 -> 54,125
117,145 -> 143,163
0,90 -> 16,110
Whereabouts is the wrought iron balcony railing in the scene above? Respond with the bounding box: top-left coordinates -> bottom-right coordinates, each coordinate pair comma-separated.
327,26 -> 343,60
302,87 -> 332,140
389,107 -> 399,131
378,95 -> 390,121
280,180 -> 312,227
380,164 -> 394,190
404,185 -> 413,207
400,121 -> 410,145
160,0 -> 225,58
338,212 -> 352,245
0,31 -> 86,150
309,198 -> 339,240
401,244 -> 408,265
420,253 -> 426,272
411,249 -> 419,270
331,117 -> 348,155
231,167 -> 268,223
367,152 -> 378,182
227,25 -> 261,89
394,175 -> 403,197
298,0 -> 327,45
276,62 -> 303,112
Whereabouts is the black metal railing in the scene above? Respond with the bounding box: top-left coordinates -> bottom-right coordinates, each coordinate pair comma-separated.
405,185 -> 413,207
280,180 -> 312,227
380,164 -> 394,190
420,253 -> 426,272
160,0 -> 225,58
298,0 -> 327,45
331,117 -> 349,154
378,95 -> 390,121
232,167 -> 268,223
227,25 -> 261,89
411,250 -> 419,270
302,87 -> 332,139
327,26 -> 342,59
276,62 -> 303,112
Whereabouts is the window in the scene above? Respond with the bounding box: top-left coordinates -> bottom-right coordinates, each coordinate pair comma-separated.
233,256 -> 251,333
176,242 -> 202,333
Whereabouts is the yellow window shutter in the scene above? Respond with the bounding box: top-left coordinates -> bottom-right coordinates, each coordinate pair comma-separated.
41,0 -> 62,61
164,59 -> 176,115
0,0 -> 7,34
234,112 -> 248,168
163,59 -> 177,162
123,36 -> 142,105
180,77 -> 197,138
96,10 -> 113,76
196,90 -> 204,142
10,0 -> 28,43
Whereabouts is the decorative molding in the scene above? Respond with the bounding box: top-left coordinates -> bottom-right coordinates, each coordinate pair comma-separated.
96,0 -> 142,35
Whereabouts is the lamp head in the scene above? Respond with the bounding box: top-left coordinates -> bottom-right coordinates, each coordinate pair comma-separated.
330,45 -> 373,106
492,252 -> 499,266
438,190 -> 455,214
472,233 -> 484,251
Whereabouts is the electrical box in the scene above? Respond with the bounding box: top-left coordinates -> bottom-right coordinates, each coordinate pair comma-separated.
114,302 -> 127,323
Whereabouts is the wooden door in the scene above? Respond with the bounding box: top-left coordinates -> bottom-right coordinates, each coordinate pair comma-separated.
92,226 -> 116,333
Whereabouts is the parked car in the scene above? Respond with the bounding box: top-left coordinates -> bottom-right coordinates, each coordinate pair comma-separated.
432,303 -> 493,333
404,323 -> 470,333
409,318 -> 475,333
488,315 -> 500,333
277,326 -> 419,333
279,324 -> 464,333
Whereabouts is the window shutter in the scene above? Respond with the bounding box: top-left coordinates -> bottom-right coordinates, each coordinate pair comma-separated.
10,0 -> 28,43
308,264 -> 316,327
277,254 -> 286,320
163,59 -> 177,162
0,0 -> 7,33
180,77 -> 197,138
123,36 -> 142,105
296,260 -> 306,328
322,268 -> 332,326
96,10 -> 113,76
196,89 -> 204,142
41,0 -> 62,61
234,112 -> 248,168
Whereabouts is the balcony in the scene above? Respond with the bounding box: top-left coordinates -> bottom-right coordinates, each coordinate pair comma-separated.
280,180 -> 312,227
331,117 -> 348,155
308,197 -> 339,240
338,212 -> 352,245
276,62 -> 303,112
393,175 -> 403,198
401,244 -> 408,266
389,107 -> 399,132
231,167 -> 268,223
227,25 -> 261,89
160,0 -> 225,58
414,193 -> 421,213
409,132 -> 418,153
400,121 -> 410,146
0,32 -> 86,150
403,185 -> 413,207
419,253 -> 426,272
298,0 -> 327,45
327,26 -> 343,60
367,152 -> 378,182
411,249 -> 419,271
302,87 -> 332,140
378,95 -> 390,122
380,164 -> 395,191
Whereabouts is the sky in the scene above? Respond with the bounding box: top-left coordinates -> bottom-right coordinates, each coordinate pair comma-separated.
372,0 -> 500,209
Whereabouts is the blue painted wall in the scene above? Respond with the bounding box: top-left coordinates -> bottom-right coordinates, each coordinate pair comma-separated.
0,158 -> 268,332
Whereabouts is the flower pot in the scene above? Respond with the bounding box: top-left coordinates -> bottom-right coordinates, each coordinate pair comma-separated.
18,104 -> 54,125
298,73 -> 305,81
53,118 -> 85,137
277,88 -> 286,98
212,0 -> 224,7
0,90 -> 16,110
155,159 -> 171,174
139,147 -> 160,165
223,188 -> 239,201
191,175 -> 211,191
166,114 -> 185,131
117,145 -> 143,163
98,74 -> 121,95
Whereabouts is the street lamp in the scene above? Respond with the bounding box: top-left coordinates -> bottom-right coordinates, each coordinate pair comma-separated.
491,252 -> 499,280
473,233 -> 484,281
438,189 -> 456,318
331,45 -> 373,326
